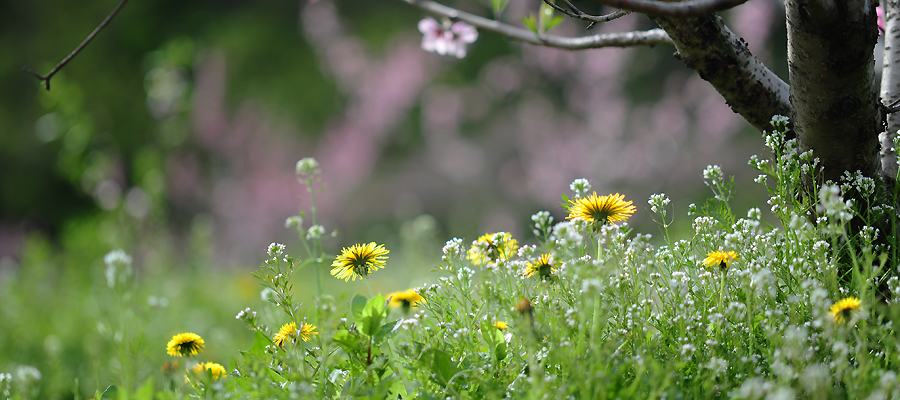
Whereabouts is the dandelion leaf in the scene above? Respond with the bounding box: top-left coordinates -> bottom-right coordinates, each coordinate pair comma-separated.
374,319 -> 401,345
420,348 -> 461,387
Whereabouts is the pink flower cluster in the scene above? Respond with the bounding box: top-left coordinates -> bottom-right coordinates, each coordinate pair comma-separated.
878,6 -> 885,35
418,17 -> 478,58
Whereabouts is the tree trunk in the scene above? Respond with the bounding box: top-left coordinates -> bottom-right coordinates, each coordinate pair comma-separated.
882,0 -> 900,178
785,0 -> 881,187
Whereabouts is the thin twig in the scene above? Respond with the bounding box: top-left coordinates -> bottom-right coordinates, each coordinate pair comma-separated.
406,0 -> 673,49
23,0 -> 129,91
543,0 -> 632,27
588,0 -> 749,16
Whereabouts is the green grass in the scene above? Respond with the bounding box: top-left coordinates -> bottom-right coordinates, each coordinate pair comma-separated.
4,119 -> 900,399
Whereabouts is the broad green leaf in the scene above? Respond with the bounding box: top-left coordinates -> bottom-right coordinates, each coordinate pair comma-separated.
231,376 -> 253,391
351,294 -> 368,321
420,348 -> 460,387
359,295 -> 387,337
495,340 -> 507,362
374,320 -> 401,345
480,321 -> 507,362
333,329 -> 361,353
389,379 -> 409,398
134,378 -> 154,400
98,385 -> 117,400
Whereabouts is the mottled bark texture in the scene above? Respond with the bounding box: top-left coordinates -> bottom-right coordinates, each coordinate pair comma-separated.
786,0 -> 880,186
653,14 -> 792,134
881,0 -> 900,178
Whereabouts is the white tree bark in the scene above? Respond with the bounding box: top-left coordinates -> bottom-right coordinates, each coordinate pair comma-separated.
881,0 -> 900,178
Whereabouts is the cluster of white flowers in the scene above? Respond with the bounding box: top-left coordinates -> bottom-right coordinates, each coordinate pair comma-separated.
816,185 -> 854,233
551,220 -> 585,250
294,157 -> 319,178
839,170 -> 876,198
647,193 -> 670,214
0,373 -> 10,399
267,243 -> 286,257
702,165 -> 724,185
306,224 -> 325,240
103,249 -> 133,289
569,178 -> 591,198
441,237 -> 465,263
235,307 -> 258,324
530,210 -> 554,238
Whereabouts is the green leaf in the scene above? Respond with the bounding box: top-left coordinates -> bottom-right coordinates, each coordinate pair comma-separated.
333,329 -> 361,353
522,15 -> 538,34
351,294 -> 368,322
480,321 -> 507,362
232,376 -> 253,391
359,295 -> 387,337
546,15 -> 564,31
99,385 -> 117,400
266,368 -> 287,384
134,378 -> 154,400
389,377 -> 408,398
420,348 -> 461,387
374,320 -> 401,345
560,193 -> 572,211
495,340 -> 507,361
248,330 -> 271,356
491,0 -> 509,16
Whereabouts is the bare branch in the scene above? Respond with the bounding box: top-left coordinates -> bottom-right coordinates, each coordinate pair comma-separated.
588,0 -> 749,17
542,0 -> 632,27
652,14 -> 791,133
405,0 -> 673,49
23,0 -> 129,91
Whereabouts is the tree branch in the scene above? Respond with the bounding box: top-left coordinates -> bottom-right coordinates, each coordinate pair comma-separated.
542,0 -> 631,29
652,14 -> 791,133
588,0 -> 750,17
405,0 -> 673,49
881,0 -> 900,177
22,0 -> 129,91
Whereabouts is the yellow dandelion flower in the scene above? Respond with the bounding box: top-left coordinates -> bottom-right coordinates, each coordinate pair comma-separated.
166,333 -> 204,357
272,322 -> 318,347
702,251 -> 739,270
388,289 -> 424,309
830,297 -> 861,323
493,321 -> 508,330
330,242 -> 389,281
467,232 -> 518,265
566,192 -> 635,226
191,362 -> 226,380
523,254 -> 556,279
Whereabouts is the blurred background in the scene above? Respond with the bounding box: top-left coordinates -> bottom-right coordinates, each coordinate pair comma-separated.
0,0 -> 784,397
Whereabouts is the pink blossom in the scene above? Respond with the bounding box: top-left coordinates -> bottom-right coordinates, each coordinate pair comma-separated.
878,6 -> 885,35
418,17 -> 478,58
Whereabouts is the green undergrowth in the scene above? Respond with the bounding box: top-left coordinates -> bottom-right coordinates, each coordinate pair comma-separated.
4,117 -> 900,399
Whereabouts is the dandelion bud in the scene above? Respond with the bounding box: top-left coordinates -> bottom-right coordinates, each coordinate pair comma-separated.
515,298 -> 533,317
